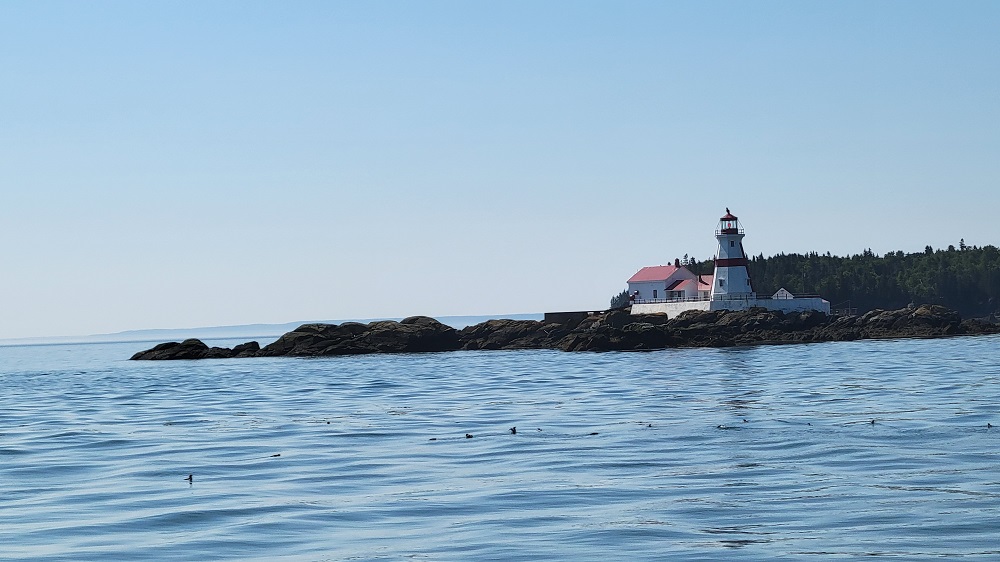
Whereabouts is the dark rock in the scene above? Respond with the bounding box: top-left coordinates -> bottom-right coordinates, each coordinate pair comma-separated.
232,341 -> 260,358
631,313 -> 671,326
257,325 -> 334,357
619,322 -> 671,350
960,318 -> 1000,335
603,309 -> 635,329
130,338 -> 212,360
255,316 -> 461,357
557,331 -> 609,352
857,304 -> 961,338
459,319 -> 567,350
202,347 -> 234,359
355,316 -> 461,353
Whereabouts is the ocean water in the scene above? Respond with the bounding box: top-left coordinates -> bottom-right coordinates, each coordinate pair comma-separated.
1,335 -> 999,561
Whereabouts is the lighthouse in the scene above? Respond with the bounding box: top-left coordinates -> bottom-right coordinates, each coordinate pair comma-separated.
626,209 -> 830,317
711,208 -> 754,299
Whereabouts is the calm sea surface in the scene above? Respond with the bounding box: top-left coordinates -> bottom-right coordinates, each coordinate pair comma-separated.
2,335 -> 999,561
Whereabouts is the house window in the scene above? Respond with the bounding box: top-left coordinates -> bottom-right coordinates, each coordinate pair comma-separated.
653,290 -> 658,298
746,279 -> 750,286
719,279 -> 725,287
730,241 -> 735,247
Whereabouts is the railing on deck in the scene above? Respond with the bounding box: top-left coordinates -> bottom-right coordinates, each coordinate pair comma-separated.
633,292 -> 825,305
830,300 -> 858,316
633,295 -> 712,305
712,293 -> 759,301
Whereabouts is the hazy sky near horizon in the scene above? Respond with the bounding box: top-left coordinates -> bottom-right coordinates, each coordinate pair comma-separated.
2,1 -> 998,338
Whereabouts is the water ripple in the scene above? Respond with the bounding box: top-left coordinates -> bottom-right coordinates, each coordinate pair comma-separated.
1,335 -> 999,560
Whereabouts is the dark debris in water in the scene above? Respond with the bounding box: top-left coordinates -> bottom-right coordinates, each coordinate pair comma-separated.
424,427 -> 625,441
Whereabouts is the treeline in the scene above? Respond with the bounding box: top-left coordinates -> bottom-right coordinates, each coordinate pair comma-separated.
685,243 -> 1000,318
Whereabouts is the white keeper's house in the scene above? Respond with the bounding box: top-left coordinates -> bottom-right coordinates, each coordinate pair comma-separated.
627,209 -> 831,317
627,264 -> 713,303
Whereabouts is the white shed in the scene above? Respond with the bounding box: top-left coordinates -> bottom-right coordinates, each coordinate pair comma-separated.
772,288 -> 795,300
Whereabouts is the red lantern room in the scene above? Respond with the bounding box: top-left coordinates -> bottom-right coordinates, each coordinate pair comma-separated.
717,207 -> 743,235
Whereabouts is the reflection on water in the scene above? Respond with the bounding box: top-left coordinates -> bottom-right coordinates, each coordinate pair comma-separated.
1,335 -> 999,560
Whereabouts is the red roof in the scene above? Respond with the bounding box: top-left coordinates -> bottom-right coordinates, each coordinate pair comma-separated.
721,211 -> 737,220
698,274 -> 714,289
672,279 -> 697,291
627,265 -> 680,283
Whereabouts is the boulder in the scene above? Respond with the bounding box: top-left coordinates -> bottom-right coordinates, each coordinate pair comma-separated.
858,304 -> 961,338
352,316 -> 461,353
130,338 -> 216,360
459,319 -> 566,350
255,317 -> 461,356
232,341 -> 261,358
257,324 -> 340,357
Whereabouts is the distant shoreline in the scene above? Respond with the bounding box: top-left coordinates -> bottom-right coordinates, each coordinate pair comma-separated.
0,313 -> 544,348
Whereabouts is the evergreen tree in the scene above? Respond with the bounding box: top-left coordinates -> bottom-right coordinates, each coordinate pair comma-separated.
609,289 -> 630,310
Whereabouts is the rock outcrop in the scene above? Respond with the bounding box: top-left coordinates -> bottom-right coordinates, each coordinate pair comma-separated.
256,315 -> 461,357
130,304 -> 1000,360
130,338 -> 238,360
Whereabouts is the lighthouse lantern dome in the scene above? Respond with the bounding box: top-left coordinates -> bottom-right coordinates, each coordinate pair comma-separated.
718,207 -> 742,235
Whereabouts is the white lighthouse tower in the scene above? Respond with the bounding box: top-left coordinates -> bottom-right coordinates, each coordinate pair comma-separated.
711,208 -> 754,300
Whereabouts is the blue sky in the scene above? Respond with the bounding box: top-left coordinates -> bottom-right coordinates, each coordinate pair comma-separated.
1,1 -> 998,338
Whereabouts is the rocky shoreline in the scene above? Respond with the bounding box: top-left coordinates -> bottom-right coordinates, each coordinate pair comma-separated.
130,304 -> 1000,360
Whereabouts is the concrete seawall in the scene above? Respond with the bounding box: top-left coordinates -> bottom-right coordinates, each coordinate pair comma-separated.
632,297 -> 830,318
630,301 -> 712,317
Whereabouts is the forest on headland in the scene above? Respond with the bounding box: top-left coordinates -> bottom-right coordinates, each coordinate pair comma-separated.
614,242 -> 1000,319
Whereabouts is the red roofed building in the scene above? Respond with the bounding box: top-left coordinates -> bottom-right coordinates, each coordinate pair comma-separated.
627,263 -> 713,303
